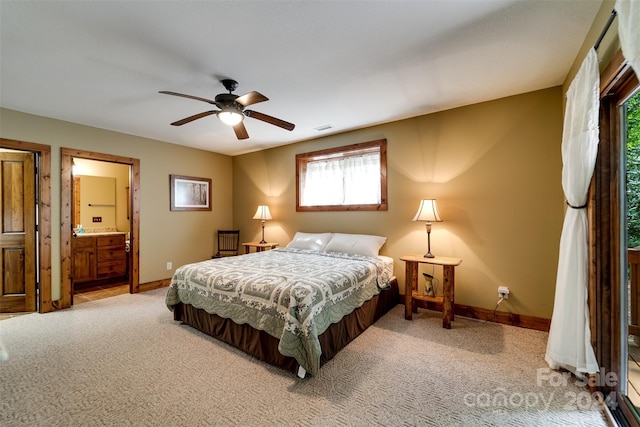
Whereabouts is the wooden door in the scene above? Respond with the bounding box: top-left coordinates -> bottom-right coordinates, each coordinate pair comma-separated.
0,152 -> 36,313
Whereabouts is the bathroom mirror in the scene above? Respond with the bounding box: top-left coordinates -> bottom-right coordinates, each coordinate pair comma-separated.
71,158 -> 131,234
73,175 -> 116,231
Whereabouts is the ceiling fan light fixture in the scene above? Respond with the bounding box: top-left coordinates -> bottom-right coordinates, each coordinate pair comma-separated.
218,108 -> 243,126
161,79 -> 295,140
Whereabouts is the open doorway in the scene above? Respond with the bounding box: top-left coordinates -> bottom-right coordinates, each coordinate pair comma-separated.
71,158 -> 132,304
60,148 -> 140,309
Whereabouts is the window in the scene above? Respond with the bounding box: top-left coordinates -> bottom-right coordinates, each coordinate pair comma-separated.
296,139 -> 387,212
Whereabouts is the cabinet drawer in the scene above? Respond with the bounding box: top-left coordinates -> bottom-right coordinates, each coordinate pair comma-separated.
97,261 -> 127,278
97,246 -> 126,262
97,234 -> 125,247
72,236 -> 96,249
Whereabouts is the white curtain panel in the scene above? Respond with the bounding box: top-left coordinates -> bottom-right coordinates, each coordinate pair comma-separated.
616,0 -> 640,78
301,152 -> 380,206
545,48 -> 600,376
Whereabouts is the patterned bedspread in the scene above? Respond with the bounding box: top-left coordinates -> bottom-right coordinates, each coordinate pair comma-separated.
165,248 -> 394,375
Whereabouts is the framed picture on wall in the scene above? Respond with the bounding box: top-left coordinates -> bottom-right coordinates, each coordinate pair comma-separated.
170,175 -> 212,211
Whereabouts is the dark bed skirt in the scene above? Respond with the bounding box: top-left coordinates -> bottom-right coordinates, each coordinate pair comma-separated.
173,277 -> 399,376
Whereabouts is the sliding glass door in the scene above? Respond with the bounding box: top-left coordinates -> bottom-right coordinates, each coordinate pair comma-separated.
594,52 -> 640,425
624,88 -> 640,415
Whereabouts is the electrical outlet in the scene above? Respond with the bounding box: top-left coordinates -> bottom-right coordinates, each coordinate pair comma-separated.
166,262 -> 172,270
498,286 -> 510,299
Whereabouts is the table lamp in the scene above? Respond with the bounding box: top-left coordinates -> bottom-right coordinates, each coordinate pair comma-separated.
412,199 -> 442,258
252,205 -> 272,244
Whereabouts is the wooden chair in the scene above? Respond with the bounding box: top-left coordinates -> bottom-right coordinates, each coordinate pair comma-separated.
213,230 -> 240,258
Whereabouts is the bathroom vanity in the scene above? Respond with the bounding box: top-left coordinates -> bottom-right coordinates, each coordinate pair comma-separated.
71,233 -> 127,285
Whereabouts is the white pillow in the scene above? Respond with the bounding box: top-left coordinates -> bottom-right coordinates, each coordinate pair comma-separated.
324,233 -> 387,257
286,232 -> 333,251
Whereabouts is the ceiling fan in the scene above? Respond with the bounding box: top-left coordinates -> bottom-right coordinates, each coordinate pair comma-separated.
159,79 -> 295,140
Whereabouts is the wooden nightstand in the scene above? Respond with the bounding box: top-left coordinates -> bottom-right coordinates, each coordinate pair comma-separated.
400,254 -> 462,329
242,242 -> 279,254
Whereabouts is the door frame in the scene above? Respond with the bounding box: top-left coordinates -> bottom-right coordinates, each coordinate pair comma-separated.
0,138 -> 52,313
60,148 -> 140,308
592,50 -> 640,424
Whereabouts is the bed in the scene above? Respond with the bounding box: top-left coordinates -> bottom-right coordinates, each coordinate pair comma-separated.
166,232 -> 399,377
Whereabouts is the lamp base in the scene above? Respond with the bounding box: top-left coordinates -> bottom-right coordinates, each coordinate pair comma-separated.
424,227 -> 435,258
259,222 -> 266,244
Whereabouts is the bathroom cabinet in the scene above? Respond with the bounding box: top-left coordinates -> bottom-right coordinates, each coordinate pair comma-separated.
72,233 -> 127,284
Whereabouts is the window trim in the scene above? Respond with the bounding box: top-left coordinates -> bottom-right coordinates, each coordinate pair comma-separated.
295,139 -> 388,212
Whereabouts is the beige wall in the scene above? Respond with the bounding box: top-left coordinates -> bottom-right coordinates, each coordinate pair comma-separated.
234,87 -> 564,319
0,87 -> 565,319
77,175 -> 117,230
0,108 -> 233,300
0,1 -> 617,321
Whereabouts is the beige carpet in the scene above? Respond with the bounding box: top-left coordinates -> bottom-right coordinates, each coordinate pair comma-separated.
0,288 -> 607,426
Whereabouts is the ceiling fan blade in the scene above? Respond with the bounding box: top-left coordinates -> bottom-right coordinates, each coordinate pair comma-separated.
235,91 -> 269,107
245,110 -> 295,131
233,121 -> 249,140
170,110 -> 217,126
159,91 -> 217,105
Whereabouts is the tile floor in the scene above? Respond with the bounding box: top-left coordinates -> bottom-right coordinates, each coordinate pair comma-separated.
72,283 -> 130,304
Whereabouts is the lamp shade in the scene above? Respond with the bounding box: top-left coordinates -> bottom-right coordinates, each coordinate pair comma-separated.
412,199 -> 442,222
252,205 -> 273,221
218,108 -> 244,126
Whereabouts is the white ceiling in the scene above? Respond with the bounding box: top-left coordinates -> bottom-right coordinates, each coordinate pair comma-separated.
1,1 -> 602,156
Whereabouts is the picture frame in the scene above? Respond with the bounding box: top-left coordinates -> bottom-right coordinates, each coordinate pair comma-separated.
170,174 -> 212,211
